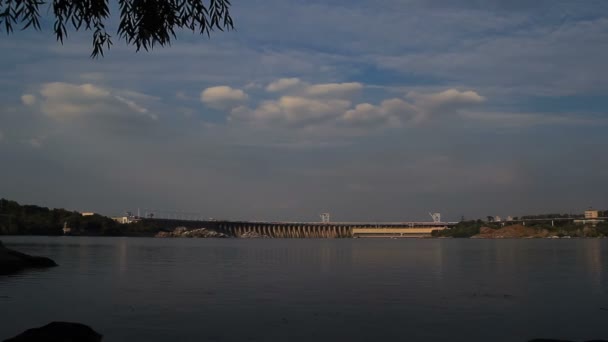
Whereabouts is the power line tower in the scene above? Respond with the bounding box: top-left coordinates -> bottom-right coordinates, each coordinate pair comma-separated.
429,212 -> 441,223
320,213 -> 330,223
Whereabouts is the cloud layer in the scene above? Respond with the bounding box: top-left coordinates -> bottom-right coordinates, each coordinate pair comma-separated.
23,82 -> 157,123
201,80 -> 485,132
201,86 -> 248,109
2,1 -> 608,220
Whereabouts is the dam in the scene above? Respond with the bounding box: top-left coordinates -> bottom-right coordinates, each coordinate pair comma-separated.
141,218 -> 457,238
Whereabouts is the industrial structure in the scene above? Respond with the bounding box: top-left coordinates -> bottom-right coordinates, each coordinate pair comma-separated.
140,213 -> 456,238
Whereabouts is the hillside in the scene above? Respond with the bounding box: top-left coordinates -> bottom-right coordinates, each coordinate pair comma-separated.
472,225 -> 549,238
0,198 -> 121,236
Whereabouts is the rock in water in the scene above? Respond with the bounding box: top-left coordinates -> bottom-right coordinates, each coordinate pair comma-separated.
3,322 -> 102,342
0,241 -> 58,275
155,227 -> 229,238
240,231 -> 270,238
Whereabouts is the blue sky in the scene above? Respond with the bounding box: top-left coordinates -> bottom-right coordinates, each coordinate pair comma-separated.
1,0 -> 607,221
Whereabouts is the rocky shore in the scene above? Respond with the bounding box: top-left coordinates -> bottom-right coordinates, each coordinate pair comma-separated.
155,227 -> 229,238
239,231 -> 270,238
155,227 -> 271,238
0,240 -> 57,275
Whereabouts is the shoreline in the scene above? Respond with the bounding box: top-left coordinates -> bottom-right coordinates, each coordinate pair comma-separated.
1,233 -> 606,239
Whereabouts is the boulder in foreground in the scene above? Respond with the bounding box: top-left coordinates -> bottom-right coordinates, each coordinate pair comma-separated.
3,322 -> 102,342
0,241 -> 57,275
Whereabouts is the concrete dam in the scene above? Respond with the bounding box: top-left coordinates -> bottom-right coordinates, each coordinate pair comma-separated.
143,219 -> 457,238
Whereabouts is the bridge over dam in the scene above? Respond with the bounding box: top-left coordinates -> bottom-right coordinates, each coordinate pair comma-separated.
141,219 -> 457,238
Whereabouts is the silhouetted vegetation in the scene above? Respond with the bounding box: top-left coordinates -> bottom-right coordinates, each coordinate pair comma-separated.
520,213 -> 584,219
0,0 -> 234,57
0,198 -> 121,236
0,198 -> 194,236
432,220 -> 485,238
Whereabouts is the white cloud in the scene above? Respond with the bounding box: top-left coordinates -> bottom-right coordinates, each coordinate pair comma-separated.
21,94 -> 37,106
341,98 -> 415,127
266,78 -> 303,92
27,82 -> 156,122
306,82 -> 363,98
407,89 -> 485,122
265,79 -> 363,98
232,96 -> 351,126
41,82 -> 110,100
115,96 -> 149,114
230,84 -> 484,130
201,86 -> 248,109
24,137 -> 42,148
411,89 -> 484,107
245,82 -> 263,90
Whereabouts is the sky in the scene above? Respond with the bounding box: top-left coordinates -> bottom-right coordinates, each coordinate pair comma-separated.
1,0 -> 607,222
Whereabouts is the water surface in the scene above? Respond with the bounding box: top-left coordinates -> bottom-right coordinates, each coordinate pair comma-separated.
1,236 -> 607,341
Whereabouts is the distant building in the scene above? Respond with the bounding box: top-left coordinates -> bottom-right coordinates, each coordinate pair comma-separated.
81,212 -> 95,217
575,209 -> 603,226
585,210 -> 599,219
111,212 -> 140,224
494,216 -> 502,222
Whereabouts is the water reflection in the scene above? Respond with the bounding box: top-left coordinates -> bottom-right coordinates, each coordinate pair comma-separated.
584,239 -> 604,294
1,237 -> 607,342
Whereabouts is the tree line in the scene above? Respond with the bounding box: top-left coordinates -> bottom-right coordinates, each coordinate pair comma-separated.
0,198 -> 122,235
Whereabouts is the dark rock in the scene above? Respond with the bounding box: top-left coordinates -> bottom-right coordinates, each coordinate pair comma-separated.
240,231 -> 270,239
0,240 -> 58,275
3,322 -> 102,342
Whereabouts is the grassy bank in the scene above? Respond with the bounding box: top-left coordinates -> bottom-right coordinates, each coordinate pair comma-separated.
432,220 -> 608,238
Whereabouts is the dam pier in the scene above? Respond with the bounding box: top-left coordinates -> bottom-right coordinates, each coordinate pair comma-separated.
141,218 -> 457,238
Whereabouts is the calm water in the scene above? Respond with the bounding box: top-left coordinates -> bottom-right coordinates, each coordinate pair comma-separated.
1,236 -> 607,341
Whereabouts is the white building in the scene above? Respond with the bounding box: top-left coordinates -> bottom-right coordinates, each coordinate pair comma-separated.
585,210 -> 599,219
112,216 -> 139,224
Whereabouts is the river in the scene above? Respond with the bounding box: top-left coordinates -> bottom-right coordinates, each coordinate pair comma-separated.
1,236 -> 607,341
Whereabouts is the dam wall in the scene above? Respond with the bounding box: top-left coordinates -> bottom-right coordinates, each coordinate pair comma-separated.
143,219 -> 454,238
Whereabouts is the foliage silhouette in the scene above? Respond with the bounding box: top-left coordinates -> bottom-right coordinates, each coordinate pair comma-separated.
1,0 -> 234,57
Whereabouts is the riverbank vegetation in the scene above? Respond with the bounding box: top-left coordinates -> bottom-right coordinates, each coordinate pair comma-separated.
432,219 -> 608,238
0,199 -> 121,235
0,198 -> 200,236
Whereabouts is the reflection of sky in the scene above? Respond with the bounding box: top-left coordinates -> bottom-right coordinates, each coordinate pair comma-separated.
118,238 -> 128,274
584,239 -> 604,294
1,237 -> 608,341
